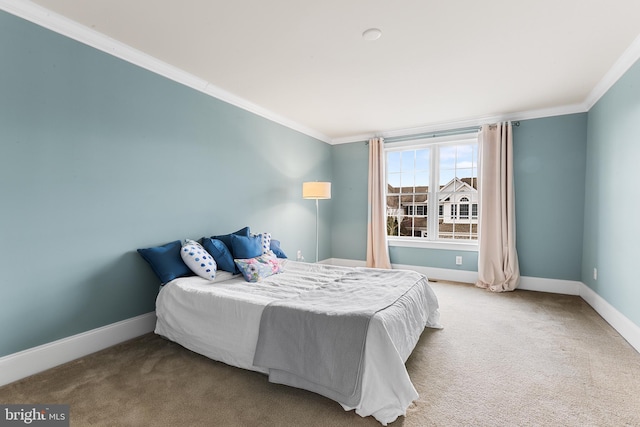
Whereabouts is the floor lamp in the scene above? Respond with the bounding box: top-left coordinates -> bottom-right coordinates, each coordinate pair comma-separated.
302,181 -> 331,263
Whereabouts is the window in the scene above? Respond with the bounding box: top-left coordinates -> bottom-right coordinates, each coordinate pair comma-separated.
459,197 -> 470,219
386,134 -> 479,248
407,205 -> 427,216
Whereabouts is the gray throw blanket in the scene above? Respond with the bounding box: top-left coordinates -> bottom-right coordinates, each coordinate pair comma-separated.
252,267 -> 424,407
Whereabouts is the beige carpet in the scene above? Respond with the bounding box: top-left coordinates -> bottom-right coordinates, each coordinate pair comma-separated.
1,281 -> 639,426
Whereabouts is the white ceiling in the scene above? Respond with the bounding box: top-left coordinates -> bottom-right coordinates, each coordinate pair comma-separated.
8,0 -> 640,143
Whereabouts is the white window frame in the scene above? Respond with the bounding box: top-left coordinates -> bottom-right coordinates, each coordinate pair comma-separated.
385,133 -> 479,252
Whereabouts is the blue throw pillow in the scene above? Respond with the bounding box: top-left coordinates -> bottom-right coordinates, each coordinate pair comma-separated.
270,239 -> 287,259
137,240 -> 193,285
211,226 -> 250,257
230,234 -> 262,260
202,237 -> 237,274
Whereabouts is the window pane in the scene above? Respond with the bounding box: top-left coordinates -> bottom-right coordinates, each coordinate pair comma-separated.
456,145 -> 474,168
415,149 -> 430,171
438,221 -> 452,239
387,152 -> 401,173
388,174 -> 401,188
387,216 -> 399,236
399,218 -> 413,237
456,168 -> 473,184
415,171 -> 429,187
439,169 -> 455,186
440,146 -> 457,170
401,151 -> 414,171
400,172 -> 414,189
386,194 -> 402,237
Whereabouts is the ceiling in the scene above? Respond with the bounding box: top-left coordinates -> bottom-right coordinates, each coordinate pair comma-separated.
12,0 -> 640,143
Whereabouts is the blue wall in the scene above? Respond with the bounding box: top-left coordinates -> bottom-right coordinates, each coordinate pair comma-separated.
330,142 -> 368,260
0,11 -> 331,357
330,115 -> 588,279
582,59 -> 640,326
514,115 -> 587,280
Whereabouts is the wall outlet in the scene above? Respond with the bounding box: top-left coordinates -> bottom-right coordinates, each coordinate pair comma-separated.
455,256 -> 462,265
593,268 -> 597,280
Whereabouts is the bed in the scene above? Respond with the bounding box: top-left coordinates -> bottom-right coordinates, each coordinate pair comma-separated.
154,260 -> 441,425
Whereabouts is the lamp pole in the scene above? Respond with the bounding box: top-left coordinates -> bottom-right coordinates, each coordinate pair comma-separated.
315,198 -> 319,263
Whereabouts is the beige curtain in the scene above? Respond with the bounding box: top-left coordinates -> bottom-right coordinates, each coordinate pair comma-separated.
366,137 -> 392,269
476,122 -> 520,291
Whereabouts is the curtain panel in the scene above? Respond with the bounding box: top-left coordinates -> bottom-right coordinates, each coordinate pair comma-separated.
366,137 -> 392,269
476,122 -> 520,291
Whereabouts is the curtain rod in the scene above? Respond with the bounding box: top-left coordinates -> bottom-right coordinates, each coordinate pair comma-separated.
376,121 -> 520,144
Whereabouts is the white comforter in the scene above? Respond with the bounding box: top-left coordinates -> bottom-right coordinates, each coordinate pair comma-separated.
155,261 -> 441,425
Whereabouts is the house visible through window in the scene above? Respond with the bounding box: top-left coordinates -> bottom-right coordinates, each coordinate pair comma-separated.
385,134 -> 479,247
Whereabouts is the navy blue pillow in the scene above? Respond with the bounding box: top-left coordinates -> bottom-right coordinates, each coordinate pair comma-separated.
211,226 -> 250,257
137,240 -> 193,284
270,239 -> 287,259
230,234 -> 262,259
202,237 -> 237,274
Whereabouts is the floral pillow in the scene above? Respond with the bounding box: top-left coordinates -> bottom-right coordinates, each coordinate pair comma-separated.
181,239 -> 217,281
234,251 -> 282,283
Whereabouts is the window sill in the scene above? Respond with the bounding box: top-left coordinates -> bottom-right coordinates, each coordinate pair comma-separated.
388,237 -> 478,252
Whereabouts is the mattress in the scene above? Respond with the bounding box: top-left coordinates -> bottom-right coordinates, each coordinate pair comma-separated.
155,260 -> 441,425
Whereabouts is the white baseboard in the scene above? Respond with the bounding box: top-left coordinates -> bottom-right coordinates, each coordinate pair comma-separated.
326,258 -> 640,353
579,284 -> 640,353
518,276 -> 582,295
0,312 -> 156,387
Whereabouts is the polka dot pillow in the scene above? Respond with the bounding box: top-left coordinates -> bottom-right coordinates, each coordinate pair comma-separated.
259,232 -> 271,254
180,239 -> 217,281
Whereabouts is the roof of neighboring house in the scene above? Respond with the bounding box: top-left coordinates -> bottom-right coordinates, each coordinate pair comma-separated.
387,177 -> 477,208
460,177 -> 477,190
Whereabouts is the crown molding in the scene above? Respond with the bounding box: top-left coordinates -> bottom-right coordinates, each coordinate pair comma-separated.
583,34 -> 640,110
330,103 -> 588,145
0,0 -> 332,144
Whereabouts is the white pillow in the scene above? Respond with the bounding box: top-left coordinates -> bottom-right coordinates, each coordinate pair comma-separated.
181,239 -> 216,281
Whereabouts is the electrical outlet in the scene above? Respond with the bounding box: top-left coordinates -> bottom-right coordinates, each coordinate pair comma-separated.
455,256 -> 462,265
593,268 -> 597,280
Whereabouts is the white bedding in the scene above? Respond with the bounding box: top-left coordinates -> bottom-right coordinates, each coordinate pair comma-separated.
155,260 -> 441,425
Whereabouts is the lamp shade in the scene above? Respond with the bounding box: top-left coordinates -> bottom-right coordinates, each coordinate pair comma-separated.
302,182 -> 331,200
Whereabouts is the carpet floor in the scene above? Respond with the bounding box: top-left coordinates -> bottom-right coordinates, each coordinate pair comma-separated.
1,281 -> 639,426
